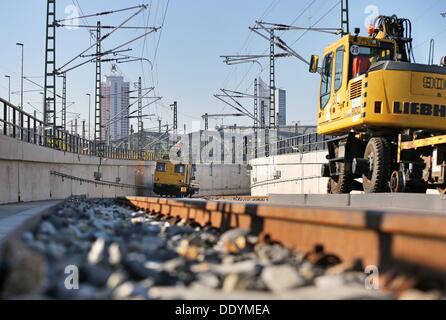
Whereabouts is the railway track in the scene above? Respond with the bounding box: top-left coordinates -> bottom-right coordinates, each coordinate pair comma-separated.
127,196 -> 446,296
0,196 -> 445,299
200,196 -> 269,202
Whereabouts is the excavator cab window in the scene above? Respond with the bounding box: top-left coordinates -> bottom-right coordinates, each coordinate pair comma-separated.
320,52 -> 333,109
350,44 -> 393,79
334,46 -> 345,92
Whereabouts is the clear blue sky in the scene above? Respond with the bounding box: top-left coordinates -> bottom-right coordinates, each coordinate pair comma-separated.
0,0 -> 445,132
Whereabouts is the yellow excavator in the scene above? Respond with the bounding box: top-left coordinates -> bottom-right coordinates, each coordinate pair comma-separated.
309,15 -> 446,194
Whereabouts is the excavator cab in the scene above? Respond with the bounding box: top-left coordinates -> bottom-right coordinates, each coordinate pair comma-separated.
309,34 -> 396,135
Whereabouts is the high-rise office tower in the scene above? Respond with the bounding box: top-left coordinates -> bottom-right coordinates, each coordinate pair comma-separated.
101,76 -> 130,142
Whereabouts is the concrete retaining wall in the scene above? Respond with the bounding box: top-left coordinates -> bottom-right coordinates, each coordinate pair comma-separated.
0,134 -> 251,203
250,152 -> 442,197
249,151 -> 329,196
195,163 -> 250,196
0,134 -> 155,204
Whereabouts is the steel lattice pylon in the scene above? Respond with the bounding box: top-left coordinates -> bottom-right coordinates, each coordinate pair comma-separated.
341,0 -> 350,36
137,76 -> 143,155
254,78 -> 258,130
94,21 -> 102,144
265,29 -> 277,157
204,114 -> 209,131
254,77 -> 258,158
269,30 -> 276,129
61,73 -> 67,132
173,101 -> 178,134
44,0 -> 57,139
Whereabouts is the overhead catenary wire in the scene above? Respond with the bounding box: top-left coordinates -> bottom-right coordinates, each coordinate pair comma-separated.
229,0 -> 338,104
60,28 -> 159,74
220,0 -> 283,91
214,89 -> 256,121
71,0 -> 129,77
107,98 -> 162,131
24,77 -> 62,99
257,22 -> 341,35
134,0 -> 170,132
152,0 -> 170,69
289,0 -> 339,47
216,0 -> 321,125
56,25 -> 157,30
149,0 -> 171,118
143,127 -> 175,149
221,0 -> 318,111
104,88 -> 156,128
140,1 -> 153,91
215,0 -> 339,130
128,98 -> 161,117
414,26 -> 446,50
72,0 -> 96,41
56,4 -> 147,23
251,0 -> 339,67
57,5 -> 151,73
148,0 -> 161,99
217,0 -> 284,117
250,22 -> 311,66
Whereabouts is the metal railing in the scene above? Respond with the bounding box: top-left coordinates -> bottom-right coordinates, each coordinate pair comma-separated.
0,97 -> 161,161
254,132 -> 332,158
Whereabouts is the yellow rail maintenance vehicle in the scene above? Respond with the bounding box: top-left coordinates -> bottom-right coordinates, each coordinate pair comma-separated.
309,15 -> 446,194
153,160 -> 199,197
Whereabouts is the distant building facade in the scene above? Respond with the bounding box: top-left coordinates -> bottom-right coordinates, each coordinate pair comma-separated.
257,77 -> 287,128
275,88 -> 287,127
100,76 -> 130,142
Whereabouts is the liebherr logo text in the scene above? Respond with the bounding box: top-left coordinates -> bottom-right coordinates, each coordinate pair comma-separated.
393,101 -> 446,117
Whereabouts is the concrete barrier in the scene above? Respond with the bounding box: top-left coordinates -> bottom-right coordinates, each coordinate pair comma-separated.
194,163 -> 250,196
0,200 -> 63,245
269,193 -> 446,212
0,134 -> 155,204
249,151 -> 329,196
0,134 -> 251,203
250,151 -> 442,197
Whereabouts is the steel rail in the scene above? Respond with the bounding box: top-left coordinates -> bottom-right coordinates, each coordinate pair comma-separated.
126,196 -> 446,277
201,196 -> 269,201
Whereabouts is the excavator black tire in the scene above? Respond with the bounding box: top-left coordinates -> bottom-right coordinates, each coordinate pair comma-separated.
328,163 -> 353,194
362,138 -> 391,193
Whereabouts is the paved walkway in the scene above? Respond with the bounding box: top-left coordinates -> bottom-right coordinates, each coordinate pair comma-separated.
269,193 -> 446,214
0,200 -> 60,221
0,200 -> 62,243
